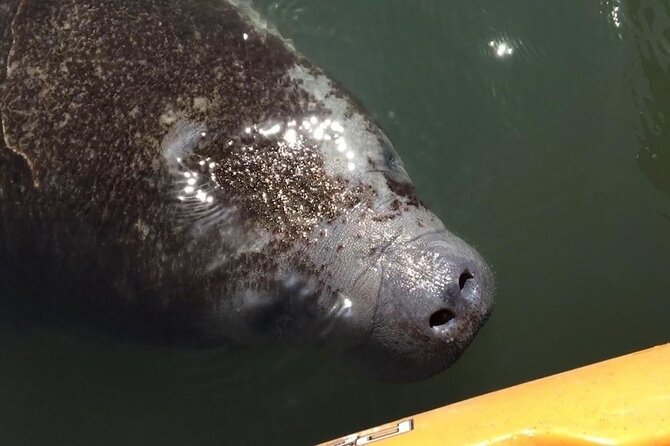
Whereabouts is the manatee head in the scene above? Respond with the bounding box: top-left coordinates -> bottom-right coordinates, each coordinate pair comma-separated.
154,14 -> 494,381
160,72 -> 494,381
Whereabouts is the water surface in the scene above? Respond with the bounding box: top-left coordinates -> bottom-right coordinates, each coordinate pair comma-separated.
2,1 -> 669,444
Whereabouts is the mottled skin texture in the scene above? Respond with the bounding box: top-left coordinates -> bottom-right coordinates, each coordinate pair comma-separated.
0,0 -> 494,380
0,0 -> 327,341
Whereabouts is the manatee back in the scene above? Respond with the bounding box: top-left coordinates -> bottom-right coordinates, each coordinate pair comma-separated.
0,0 -> 305,343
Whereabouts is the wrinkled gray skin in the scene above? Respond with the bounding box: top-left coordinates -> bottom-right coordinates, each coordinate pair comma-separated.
0,0 -> 494,381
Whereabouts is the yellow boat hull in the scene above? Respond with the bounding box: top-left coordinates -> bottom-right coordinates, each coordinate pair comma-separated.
320,344 -> 670,445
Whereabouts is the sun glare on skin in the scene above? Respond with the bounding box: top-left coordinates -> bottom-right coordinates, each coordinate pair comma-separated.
167,115 -> 358,209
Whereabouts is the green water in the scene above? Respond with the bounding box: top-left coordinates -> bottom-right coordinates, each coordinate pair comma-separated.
2,1 -> 669,444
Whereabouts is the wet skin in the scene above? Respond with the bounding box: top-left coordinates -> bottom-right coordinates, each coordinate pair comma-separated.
0,0 -> 493,381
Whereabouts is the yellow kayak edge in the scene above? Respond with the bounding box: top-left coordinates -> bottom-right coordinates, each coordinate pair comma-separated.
319,343 -> 670,446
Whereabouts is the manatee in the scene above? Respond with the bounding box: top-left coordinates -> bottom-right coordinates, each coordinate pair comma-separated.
0,0 -> 494,380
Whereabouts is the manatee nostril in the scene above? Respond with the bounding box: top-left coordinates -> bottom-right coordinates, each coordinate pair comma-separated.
459,270 -> 474,290
429,308 -> 455,328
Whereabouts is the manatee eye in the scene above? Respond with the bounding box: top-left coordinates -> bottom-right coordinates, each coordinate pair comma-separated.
383,147 -> 396,168
380,135 -> 403,172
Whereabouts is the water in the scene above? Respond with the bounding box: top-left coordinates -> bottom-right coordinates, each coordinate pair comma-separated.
2,0 -> 669,444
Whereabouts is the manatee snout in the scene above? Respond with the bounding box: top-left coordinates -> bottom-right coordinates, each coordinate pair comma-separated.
354,230 -> 494,381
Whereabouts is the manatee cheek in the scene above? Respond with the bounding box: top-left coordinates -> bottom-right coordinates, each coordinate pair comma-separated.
238,277 -> 322,342
243,290 -> 297,340
233,275 -> 359,345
